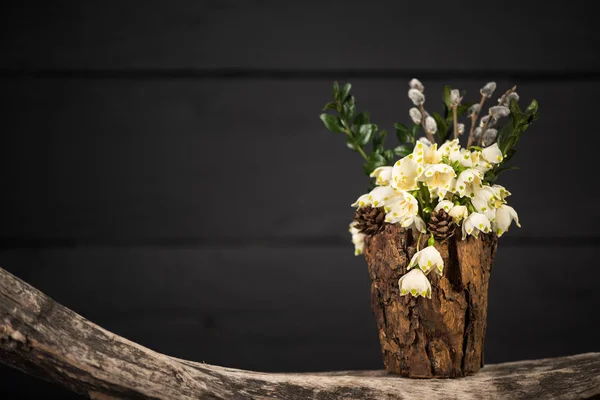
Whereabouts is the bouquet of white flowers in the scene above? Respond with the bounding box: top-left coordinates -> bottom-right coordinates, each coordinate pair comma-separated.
320,79 -> 539,378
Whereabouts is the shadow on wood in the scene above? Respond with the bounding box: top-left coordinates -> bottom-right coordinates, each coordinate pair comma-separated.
0,266 -> 598,399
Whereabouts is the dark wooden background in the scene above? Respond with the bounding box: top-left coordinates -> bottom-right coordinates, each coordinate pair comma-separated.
1,1 -> 599,398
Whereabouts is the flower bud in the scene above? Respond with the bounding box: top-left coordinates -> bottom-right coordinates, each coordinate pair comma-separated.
474,127 -> 482,139
467,104 -> 481,117
481,128 -> 498,147
489,105 -> 510,119
409,107 -> 422,124
409,78 -> 424,92
408,88 -> 425,106
480,82 -> 497,97
450,89 -> 462,106
480,115 -> 491,127
425,116 -> 437,134
502,92 -> 520,105
457,123 -> 465,135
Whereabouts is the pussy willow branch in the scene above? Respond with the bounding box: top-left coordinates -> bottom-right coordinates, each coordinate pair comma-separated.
419,104 -> 435,143
477,86 -> 517,146
467,94 -> 488,147
452,105 -> 459,139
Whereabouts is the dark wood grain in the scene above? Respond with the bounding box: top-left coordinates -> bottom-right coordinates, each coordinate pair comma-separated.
0,79 -> 594,242
0,0 -> 598,72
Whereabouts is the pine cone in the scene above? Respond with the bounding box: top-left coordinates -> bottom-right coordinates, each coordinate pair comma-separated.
353,206 -> 388,235
428,209 -> 457,241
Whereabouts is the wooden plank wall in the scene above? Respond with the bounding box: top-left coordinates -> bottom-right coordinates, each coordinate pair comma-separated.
1,1 -> 599,398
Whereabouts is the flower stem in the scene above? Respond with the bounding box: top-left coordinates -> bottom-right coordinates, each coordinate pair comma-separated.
417,231 -> 424,251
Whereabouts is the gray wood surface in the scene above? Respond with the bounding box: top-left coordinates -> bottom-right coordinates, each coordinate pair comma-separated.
0,0 -> 597,72
1,265 -> 599,399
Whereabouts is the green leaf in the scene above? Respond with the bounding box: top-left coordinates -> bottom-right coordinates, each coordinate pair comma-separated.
364,151 -> 387,175
341,83 -> 352,102
432,112 -> 449,142
418,182 -> 431,205
319,113 -> 345,133
322,101 -> 337,111
353,111 -> 370,126
395,122 -> 413,143
457,102 -> 474,117
357,123 -> 377,145
333,81 -> 340,101
383,149 -> 394,163
393,144 -> 413,157
373,129 -> 387,151
442,85 -> 452,110
497,122 -> 515,155
346,139 -> 357,150
410,124 -> 420,139
503,148 -> 516,163
342,95 -> 356,120
525,99 -> 538,116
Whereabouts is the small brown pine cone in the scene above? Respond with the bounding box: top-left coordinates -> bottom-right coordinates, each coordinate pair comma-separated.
353,206 -> 388,235
428,209 -> 457,241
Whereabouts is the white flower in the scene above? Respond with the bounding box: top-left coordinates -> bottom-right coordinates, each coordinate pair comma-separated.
480,82 -> 497,97
481,143 -> 504,164
367,185 -> 400,208
401,214 -> 427,233
458,149 -> 473,167
391,156 -> 422,191
425,116 -> 437,133
492,184 -> 511,202
420,164 -> 456,198
471,186 -> 499,220
417,137 -> 432,146
398,269 -> 432,298
455,169 -> 483,198
462,212 -> 492,239
408,246 -> 444,276
370,166 -> 393,186
482,128 -> 498,147
409,107 -> 422,124
448,205 -> 469,222
434,200 -> 454,213
493,204 -> 520,236
384,191 -> 419,224
349,222 -> 366,256
489,105 -> 510,119
438,139 -> 461,163
409,88 -> 425,106
412,140 -> 441,164
450,89 -> 462,106
351,193 -> 370,208
409,78 -> 424,92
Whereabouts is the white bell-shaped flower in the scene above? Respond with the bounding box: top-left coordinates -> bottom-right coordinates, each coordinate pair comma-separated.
481,143 -> 504,164
370,166 -> 393,186
448,205 -> 469,222
408,245 -> 444,276
493,204 -> 520,236
455,169 -> 483,198
420,164 -> 456,198
462,212 -> 492,239
413,140 -> 441,165
471,186 -> 499,220
391,156 -> 422,191
398,268 -> 432,298
384,191 -> 419,224
351,193 -> 370,208
367,186 -> 399,208
458,149 -> 473,167
434,200 -> 454,213
401,214 -> 427,233
349,222 -> 366,256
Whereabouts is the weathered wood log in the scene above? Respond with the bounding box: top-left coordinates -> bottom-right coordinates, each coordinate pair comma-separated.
364,224 -> 498,378
1,265 -> 599,399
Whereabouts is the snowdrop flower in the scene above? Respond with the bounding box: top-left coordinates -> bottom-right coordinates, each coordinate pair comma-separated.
409,78 -> 424,92
401,214 -> 427,234
471,186 -> 499,220
421,164 -> 456,198
409,88 -> 425,106
489,105 -> 510,119
408,245 -> 444,276
455,169 -> 483,198
351,193 -> 370,208
458,148 -> 474,167
481,128 -> 498,147
462,212 -> 492,239
448,205 -> 469,222
370,166 -> 393,186
425,116 -> 437,134
434,200 -> 454,213
493,204 -> 521,237
492,184 -> 511,202
391,156 -> 422,191
481,143 -> 504,164
399,269 -> 432,298
438,138 -> 459,157
367,185 -> 400,208
450,89 -> 462,106
349,222 -> 366,256
409,107 -> 422,124
384,191 -> 419,224
480,82 -> 497,97
412,140 -> 441,164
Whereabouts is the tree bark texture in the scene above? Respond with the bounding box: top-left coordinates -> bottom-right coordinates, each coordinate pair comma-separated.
2,265 -> 599,399
364,224 -> 498,378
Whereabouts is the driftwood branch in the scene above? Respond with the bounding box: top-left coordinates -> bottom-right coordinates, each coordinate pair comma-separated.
1,266 -> 599,400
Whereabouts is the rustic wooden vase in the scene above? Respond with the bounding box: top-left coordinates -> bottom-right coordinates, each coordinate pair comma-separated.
364,223 -> 498,378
